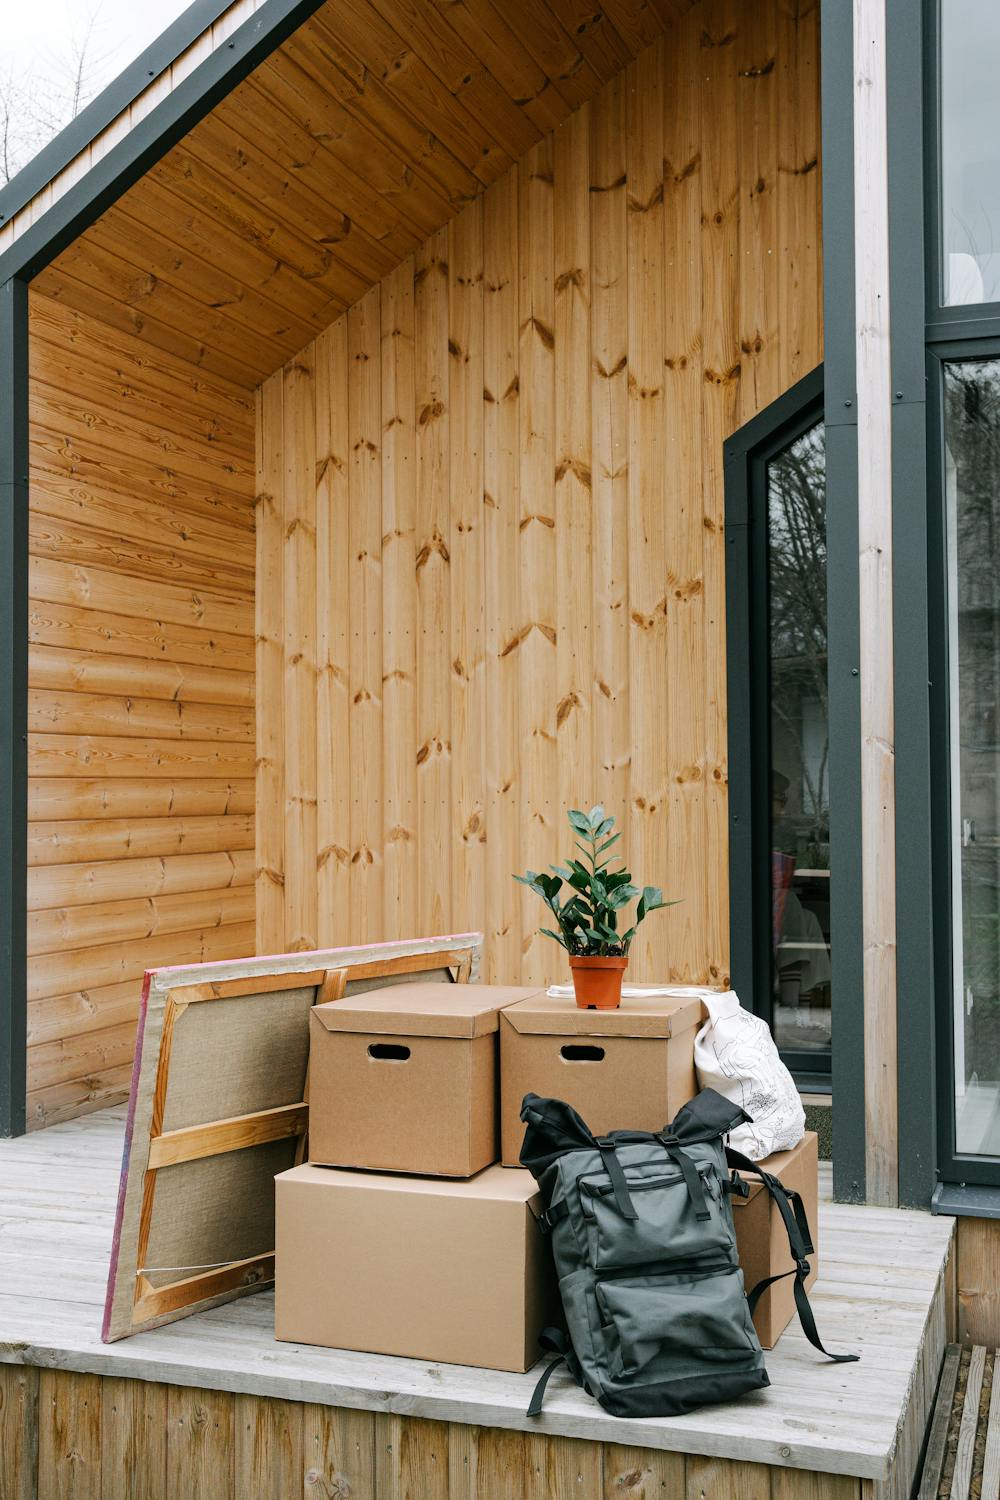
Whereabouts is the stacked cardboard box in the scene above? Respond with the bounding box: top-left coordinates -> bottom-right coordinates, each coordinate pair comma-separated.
274,982 -> 821,1369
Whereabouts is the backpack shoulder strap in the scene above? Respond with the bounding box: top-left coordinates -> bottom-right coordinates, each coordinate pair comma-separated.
725,1145 -> 859,1365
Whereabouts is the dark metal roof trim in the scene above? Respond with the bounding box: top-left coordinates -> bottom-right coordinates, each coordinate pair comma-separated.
0,0 -> 237,229
0,0 -> 326,286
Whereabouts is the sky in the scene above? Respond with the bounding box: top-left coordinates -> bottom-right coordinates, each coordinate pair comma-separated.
1,0 -> 194,182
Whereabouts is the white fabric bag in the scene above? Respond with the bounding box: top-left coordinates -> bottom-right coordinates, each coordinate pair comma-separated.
694,990 -> 805,1161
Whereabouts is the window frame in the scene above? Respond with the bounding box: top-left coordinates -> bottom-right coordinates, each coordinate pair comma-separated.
925,0 -> 1000,330
924,0 -> 1000,1190
928,337 -> 1000,1186
725,366 -> 829,1090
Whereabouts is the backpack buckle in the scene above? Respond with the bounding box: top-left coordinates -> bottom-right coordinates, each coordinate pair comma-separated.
728,1173 -> 751,1199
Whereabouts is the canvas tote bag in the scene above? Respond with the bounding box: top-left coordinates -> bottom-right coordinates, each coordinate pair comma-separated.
693,991 -> 805,1161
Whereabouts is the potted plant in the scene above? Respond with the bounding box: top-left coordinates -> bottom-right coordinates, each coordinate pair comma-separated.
514,805 -> 673,1009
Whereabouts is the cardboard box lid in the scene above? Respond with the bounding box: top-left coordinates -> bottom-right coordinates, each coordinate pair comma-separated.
276,1161 -> 541,1204
500,989 -> 704,1038
731,1132 -> 819,1206
312,982 -> 545,1039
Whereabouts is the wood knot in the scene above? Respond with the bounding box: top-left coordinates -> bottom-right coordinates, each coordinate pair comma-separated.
740,56 -> 775,78
418,399 -> 445,427
556,691 -> 581,727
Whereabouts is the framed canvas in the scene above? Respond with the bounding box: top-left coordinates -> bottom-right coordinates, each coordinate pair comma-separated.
102,933 -> 481,1340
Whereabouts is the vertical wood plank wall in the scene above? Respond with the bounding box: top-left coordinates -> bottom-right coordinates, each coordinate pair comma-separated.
0,1365 -> 871,1500
255,0 -> 823,985
26,292 -> 257,1128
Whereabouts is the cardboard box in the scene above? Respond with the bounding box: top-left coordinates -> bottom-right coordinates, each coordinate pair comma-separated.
732,1130 -> 819,1348
309,982 -> 543,1177
275,1163 -> 558,1371
499,990 -> 703,1166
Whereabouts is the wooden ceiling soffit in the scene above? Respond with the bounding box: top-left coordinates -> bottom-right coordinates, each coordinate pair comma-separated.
35,0 -> 693,386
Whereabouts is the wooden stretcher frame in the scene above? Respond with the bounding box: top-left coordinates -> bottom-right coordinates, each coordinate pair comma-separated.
102,933 -> 482,1341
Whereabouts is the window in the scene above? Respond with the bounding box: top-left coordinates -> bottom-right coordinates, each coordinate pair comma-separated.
942,355 -> 1000,1155
766,422 -> 831,1059
929,4 -> 1000,1190
725,370 -> 830,1084
939,1 -> 1000,305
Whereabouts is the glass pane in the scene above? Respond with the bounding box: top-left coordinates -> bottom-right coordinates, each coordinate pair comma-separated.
767,421 -> 831,1057
945,358 -> 1000,1154
941,1 -> 1000,305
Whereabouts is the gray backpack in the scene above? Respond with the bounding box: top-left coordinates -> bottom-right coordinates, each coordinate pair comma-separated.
520,1088 -> 856,1419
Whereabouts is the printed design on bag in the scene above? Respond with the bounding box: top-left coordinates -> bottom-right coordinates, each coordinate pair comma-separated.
694,991 -> 805,1161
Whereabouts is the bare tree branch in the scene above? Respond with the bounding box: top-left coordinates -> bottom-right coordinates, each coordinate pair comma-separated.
0,4 -> 110,186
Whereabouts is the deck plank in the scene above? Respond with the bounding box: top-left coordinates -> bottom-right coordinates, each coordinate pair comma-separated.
0,1111 -> 954,1484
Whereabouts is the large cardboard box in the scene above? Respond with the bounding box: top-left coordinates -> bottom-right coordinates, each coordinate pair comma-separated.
732,1130 -> 819,1349
275,1163 -> 558,1371
499,990 -> 703,1166
309,982 -> 542,1177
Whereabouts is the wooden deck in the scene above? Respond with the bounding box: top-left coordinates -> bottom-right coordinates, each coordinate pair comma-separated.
0,1107 -> 955,1498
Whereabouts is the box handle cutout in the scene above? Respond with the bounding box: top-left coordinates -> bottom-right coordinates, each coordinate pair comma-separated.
560,1044 -> 606,1063
368,1043 -> 411,1062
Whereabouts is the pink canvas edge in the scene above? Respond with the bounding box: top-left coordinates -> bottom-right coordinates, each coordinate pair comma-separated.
99,933 -> 480,1341
101,968 -> 153,1342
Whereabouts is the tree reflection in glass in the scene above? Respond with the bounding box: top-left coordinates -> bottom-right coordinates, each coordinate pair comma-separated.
945,358 -> 1000,1153
766,422 -> 831,1055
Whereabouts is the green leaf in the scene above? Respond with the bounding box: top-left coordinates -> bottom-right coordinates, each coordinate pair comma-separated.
595,817 -> 615,839
608,883 -> 639,909
587,804 -> 606,830
637,885 -> 665,922
567,809 -> 591,835
540,927 -> 570,951
597,832 -> 622,855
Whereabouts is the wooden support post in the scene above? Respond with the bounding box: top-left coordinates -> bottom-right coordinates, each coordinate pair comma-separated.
853,0 -> 898,1206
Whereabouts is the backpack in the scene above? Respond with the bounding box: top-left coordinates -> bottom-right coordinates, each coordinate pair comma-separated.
520,1087 -> 857,1419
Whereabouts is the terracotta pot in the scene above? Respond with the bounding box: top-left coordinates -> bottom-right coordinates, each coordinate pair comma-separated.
568,954 -> 628,1010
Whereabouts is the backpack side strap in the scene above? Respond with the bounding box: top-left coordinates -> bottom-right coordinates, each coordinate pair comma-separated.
725,1145 -> 859,1365
526,1327 -> 577,1417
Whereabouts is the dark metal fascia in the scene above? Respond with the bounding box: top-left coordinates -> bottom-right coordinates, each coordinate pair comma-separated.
0,0 -> 237,229
0,276 -> 29,1137
0,0 -> 325,285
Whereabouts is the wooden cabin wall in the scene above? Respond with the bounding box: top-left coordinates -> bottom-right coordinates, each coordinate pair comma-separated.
26,293 -> 257,1128
254,0 -> 822,986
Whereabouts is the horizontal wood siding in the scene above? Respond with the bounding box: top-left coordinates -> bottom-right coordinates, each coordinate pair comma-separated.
255,0 -> 823,984
0,1366 -> 871,1499
27,292 -> 256,1128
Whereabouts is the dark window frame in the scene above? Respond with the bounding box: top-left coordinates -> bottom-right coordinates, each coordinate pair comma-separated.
928,337 -> 1000,1188
925,0 -> 1000,1190
925,0 -> 1000,332
725,365 -> 829,1091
